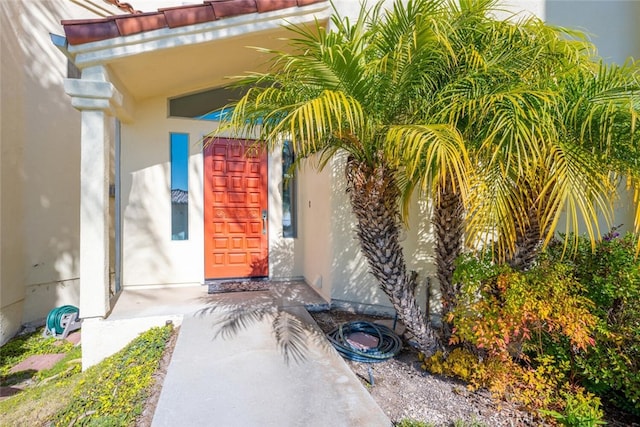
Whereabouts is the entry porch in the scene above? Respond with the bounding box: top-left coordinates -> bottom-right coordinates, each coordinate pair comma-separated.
82,279 -> 329,367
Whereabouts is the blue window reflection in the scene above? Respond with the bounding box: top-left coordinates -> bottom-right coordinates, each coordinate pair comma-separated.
171,133 -> 189,240
282,140 -> 296,238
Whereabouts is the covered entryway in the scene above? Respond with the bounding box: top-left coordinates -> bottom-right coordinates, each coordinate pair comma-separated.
204,138 -> 268,279
56,0 -> 332,334
54,0 -> 334,368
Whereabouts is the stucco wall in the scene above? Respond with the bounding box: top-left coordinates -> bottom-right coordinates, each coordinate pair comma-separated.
120,96 -> 305,287
314,155 -> 436,314
543,0 -> 640,235
0,0 -> 108,343
545,1 -> 640,64
1,0 -> 27,343
121,97 -> 206,286
298,156 -> 334,302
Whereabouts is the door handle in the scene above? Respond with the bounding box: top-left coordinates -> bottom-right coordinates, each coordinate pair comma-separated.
261,210 -> 268,235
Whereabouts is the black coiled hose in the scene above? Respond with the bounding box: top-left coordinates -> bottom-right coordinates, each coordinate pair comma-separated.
326,321 -> 403,363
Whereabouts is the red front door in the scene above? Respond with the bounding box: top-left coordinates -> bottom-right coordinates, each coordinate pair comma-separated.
204,138 -> 268,279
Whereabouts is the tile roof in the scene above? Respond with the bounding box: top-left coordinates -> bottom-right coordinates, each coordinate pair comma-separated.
104,0 -> 141,14
171,189 -> 189,204
62,0 -> 326,45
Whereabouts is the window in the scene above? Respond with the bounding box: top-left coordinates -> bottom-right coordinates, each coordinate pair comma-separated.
168,86 -> 247,120
171,133 -> 189,240
282,141 -> 297,238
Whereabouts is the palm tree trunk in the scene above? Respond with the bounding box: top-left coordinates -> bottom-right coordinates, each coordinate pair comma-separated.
508,207 -> 542,271
508,188 -> 549,271
345,156 -> 438,356
433,180 -> 464,343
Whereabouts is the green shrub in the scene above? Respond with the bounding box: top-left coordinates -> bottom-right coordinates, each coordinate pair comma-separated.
542,389 -> 605,427
432,231 -> 640,421
441,254 -> 604,422
451,255 -> 597,361
51,325 -> 172,427
546,231 -> 640,414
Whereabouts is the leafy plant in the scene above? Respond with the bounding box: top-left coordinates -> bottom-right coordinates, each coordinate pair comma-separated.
450,255 -> 597,361
546,231 -> 640,414
427,253 -> 608,422
542,389 -> 605,427
51,325 -> 172,426
423,347 -> 604,423
439,231 -> 640,420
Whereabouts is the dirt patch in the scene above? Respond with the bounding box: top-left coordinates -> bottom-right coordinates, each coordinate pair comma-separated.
310,310 -> 540,426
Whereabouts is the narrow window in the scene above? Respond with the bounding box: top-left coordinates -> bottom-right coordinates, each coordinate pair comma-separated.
282,140 -> 297,238
171,133 -> 189,240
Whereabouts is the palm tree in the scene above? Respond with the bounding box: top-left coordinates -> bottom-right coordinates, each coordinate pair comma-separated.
545,62 -> 640,253
216,0 -> 640,352
468,45 -> 640,273
215,0 -> 469,355
389,0 -> 580,336
391,0 -> 639,338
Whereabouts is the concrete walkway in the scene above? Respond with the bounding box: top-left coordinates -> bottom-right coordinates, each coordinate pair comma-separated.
151,292 -> 391,427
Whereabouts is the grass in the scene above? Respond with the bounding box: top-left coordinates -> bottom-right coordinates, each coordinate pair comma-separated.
0,328 -> 75,385
1,373 -> 82,426
0,325 -> 173,427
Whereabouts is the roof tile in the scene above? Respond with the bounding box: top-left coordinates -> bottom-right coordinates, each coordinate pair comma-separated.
62,17 -> 120,45
62,0 -> 327,46
115,11 -> 168,36
207,0 -> 258,19
256,0 -> 298,13
160,4 -> 216,29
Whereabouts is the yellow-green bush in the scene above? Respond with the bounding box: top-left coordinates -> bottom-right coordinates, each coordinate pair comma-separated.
546,232 -> 640,415
422,348 -> 603,424
431,255 -> 606,423
51,325 -> 172,426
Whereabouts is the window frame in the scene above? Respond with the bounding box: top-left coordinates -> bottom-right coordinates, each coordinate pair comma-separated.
170,132 -> 189,241
282,140 -> 297,238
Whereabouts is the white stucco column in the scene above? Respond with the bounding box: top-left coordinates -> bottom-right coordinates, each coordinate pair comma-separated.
64,66 -> 127,318
78,109 -> 111,318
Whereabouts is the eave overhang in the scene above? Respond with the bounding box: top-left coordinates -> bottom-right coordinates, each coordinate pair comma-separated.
58,0 -> 330,101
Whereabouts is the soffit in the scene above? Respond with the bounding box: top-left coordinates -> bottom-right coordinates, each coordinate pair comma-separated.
61,0 -> 329,100
107,27 -> 294,100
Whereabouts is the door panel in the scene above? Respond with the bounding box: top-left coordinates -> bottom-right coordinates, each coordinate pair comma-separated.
204,138 -> 268,279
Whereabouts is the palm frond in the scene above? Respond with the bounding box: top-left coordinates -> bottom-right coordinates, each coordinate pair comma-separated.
385,124 -> 469,217
209,307 -> 275,340
465,161 -> 526,258
539,142 -> 615,251
272,311 -> 311,365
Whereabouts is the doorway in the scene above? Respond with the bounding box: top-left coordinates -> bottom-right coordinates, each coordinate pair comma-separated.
203,138 -> 269,279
